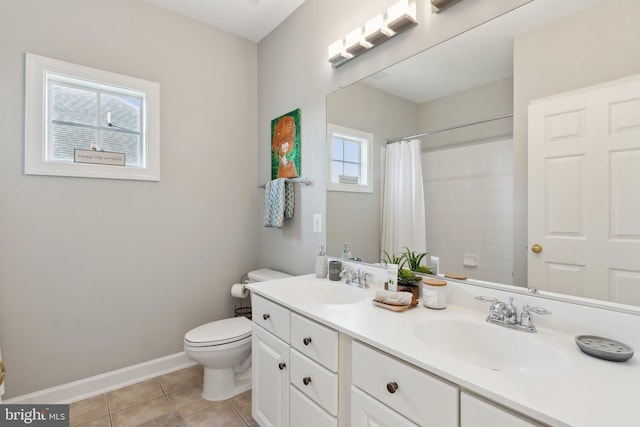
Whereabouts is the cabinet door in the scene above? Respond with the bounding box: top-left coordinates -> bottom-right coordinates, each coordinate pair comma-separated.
461,392 -> 543,427
351,386 -> 418,427
252,325 -> 290,427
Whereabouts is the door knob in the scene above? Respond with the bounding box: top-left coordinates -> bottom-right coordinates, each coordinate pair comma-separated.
386,382 -> 398,393
303,376 -> 312,386
278,362 -> 286,370
303,337 -> 312,345
531,244 -> 543,254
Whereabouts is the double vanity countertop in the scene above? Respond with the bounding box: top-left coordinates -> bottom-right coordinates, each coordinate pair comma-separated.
248,274 -> 640,427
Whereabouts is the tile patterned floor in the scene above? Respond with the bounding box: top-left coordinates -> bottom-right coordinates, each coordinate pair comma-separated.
69,365 -> 258,427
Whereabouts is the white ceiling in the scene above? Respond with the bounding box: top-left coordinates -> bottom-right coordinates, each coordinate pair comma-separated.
144,0 -> 307,43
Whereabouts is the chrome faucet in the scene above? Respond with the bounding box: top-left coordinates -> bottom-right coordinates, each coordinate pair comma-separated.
340,267 -> 371,288
475,295 -> 551,333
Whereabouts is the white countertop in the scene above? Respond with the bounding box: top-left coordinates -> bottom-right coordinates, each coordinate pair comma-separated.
248,274 -> 640,427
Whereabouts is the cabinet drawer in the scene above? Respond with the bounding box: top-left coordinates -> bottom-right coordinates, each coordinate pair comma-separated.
461,392 -> 544,427
352,341 -> 458,427
351,386 -> 418,427
291,313 -> 338,372
290,349 -> 338,416
252,294 -> 290,343
290,385 -> 337,427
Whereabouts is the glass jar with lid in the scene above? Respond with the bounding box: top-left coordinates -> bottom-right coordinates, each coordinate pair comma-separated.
422,277 -> 447,309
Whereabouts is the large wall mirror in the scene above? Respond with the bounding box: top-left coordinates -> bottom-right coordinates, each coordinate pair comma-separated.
326,0 -> 640,309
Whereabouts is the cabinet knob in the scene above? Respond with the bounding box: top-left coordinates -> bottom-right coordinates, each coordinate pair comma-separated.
303,337 -> 312,345
386,382 -> 398,394
303,376 -> 312,386
263,313 -> 270,320
278,362 -> 286,370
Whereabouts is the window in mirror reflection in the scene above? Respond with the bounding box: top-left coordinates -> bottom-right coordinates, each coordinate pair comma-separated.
327,124 -> 373,193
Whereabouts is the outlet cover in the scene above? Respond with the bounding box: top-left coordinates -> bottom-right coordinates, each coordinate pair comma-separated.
313,214 -> 322,233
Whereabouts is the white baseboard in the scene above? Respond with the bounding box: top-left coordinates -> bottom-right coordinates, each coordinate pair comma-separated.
4,352 -> 197,404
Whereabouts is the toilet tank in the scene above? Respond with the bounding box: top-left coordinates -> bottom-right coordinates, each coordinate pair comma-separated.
247,269 -> 291,283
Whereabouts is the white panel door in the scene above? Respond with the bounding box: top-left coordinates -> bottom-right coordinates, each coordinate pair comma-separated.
528,75 -> 640,302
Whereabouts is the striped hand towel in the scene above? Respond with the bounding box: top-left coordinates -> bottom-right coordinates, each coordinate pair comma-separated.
264,178 -> 295,228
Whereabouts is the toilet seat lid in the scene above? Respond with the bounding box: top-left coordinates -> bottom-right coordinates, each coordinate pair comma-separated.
185,317 -> 252,346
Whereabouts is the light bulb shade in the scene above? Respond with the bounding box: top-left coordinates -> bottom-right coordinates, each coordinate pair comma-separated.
328,39 -> 353,67
386,0 -> 417,33
345,27 -> 372,56
364,14 -> 394,46
431,0 -> 462,13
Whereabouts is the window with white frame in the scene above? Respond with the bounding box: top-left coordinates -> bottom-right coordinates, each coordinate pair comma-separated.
327,124 -> 373,193
25,53 -> 160,181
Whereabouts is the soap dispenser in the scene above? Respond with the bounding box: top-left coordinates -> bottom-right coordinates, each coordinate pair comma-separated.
315,245 -> 328,278
341,243 -> 352,260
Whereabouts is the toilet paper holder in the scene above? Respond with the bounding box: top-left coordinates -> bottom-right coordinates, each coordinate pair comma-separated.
234,274 -> 252,320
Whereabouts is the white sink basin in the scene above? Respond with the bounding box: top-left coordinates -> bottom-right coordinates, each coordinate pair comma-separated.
414,320 -> 569,376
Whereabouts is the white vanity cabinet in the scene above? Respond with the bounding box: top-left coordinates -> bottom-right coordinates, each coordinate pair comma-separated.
252,295 -> 340,427
460,392 -> 544,427
249,275 -> 640,426
351,341 -> 459,427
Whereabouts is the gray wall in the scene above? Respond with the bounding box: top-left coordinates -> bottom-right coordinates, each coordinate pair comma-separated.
512,0 -> 640,284
418,77 -> 514,150
256,0 -> 529,274
0,0 -> 258,397
326,82 -> 418,263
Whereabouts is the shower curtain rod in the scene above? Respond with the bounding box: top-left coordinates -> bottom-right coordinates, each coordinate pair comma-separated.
386,113 -> 514,144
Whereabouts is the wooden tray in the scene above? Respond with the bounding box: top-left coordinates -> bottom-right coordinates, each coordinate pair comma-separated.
372,300 -> 412,312
444,273 -> 468,280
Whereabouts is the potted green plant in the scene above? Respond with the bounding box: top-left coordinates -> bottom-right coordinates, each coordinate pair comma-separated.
381,250 -> 407,269
381,250 -> 426,305
402,248 -> 433,275
396,267 -> 421,306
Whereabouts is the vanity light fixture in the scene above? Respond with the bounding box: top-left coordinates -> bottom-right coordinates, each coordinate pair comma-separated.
328,0 -> 417,68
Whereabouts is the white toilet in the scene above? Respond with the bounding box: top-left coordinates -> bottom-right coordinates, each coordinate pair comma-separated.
184,269 -> 291,401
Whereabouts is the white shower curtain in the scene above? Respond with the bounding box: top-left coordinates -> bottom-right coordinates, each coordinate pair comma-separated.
380,139 -> 426,259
